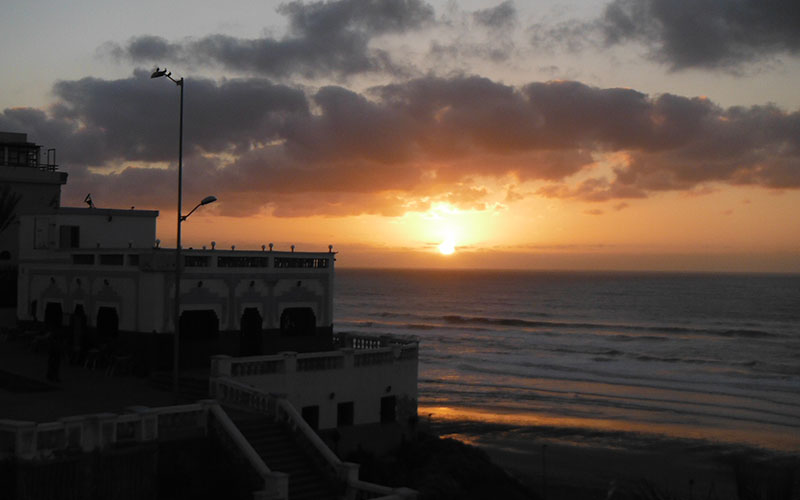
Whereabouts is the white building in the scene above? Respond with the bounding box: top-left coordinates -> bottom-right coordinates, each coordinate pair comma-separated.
16,206 -> 337,368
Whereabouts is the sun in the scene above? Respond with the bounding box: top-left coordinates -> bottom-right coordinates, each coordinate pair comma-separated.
438,238 -> 456,255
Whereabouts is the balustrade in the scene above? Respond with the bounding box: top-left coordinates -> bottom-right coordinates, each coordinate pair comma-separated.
354,349 -> 395,367
0,403 -> 209,459
296,353 -> 343,371
231,358 -> 285,376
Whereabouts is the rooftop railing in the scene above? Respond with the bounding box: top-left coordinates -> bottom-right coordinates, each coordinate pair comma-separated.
211,334 -> 419,380
55,248 -> 335,272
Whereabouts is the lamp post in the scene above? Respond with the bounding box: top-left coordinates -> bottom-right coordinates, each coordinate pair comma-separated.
151,67 -> 217,399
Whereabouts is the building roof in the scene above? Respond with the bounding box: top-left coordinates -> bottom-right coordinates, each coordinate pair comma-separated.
23,207 -> 160,218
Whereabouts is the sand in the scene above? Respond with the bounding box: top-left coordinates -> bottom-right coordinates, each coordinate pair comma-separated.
427,418 -> 798,499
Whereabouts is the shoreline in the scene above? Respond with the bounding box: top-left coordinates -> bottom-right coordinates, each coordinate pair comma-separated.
425,416 -> 798,499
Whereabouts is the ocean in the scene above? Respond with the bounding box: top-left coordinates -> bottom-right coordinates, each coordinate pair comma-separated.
334,269 -> 800,452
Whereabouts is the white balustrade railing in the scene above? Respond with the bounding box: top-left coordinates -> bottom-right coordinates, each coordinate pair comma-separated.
296,351 -> 344,371
211,336 -> 419,385
0,403 -> 209,460
0,401 -> 288,499
333,332 -> 419,351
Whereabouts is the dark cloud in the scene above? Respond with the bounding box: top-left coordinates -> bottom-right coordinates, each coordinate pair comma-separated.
528,20 -> 595,53
4,74 -> 798,216
427,2 -> 517,64
473,1 -> 517,30
600,0 -> 800,70
110,0 -> 434,78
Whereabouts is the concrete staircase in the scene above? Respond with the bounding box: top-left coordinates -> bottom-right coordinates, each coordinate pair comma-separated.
235,417 -> 340,500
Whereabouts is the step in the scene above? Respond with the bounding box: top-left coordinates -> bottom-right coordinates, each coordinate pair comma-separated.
230,416 -> 339,500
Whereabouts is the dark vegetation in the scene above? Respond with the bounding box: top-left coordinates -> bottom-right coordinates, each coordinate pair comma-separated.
158,438 -> 257,500
347,432 -> 537,500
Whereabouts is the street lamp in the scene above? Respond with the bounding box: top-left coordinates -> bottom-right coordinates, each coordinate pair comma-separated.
151,67 -> 217,400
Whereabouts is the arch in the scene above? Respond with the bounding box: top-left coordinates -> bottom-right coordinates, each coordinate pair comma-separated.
280,307 -> 316,336
179,309 -> 220,340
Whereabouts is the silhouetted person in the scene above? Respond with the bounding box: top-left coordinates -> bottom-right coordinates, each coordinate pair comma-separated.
46,330 -> 64,382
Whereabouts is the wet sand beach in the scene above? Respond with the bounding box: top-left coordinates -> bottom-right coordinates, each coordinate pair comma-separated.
428,417 -> 798,499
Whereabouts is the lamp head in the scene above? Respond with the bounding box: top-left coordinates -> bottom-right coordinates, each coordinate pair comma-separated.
200,195 -> 217,206
151,67 -> 169,79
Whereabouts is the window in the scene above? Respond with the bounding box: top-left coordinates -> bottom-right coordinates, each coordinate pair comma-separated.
274,257 -> 328,269
34,217 -> 50,249
72,254 -> 95,265
337,402 -> 354,427
127,254 -> 140,266
184,255 -> 210,267
59,225 -> 80,249
217,256 -> 269,268
99,254 -> 123,266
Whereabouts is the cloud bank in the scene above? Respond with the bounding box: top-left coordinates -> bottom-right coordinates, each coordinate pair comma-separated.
2,70 -> 798,217
110,0 -> 434,79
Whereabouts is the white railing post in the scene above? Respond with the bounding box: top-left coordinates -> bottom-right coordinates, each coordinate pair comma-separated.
126,406 -> 159,441
97,413 -> 117,450
281,352 -> 297,373
59,415 -> 85,450
341,347 -> 354,369
14,421 -> 37,458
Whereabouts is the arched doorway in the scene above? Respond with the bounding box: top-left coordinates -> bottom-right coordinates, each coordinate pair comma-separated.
280,307 -> 316,336
44,302 -> 63,330
178,309 -> 220,368
240,307 -> 262,356
179,310 -> 220,340
96,306 -> 119,341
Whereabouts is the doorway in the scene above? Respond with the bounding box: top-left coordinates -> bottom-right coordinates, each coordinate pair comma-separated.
240,307 -> 263,356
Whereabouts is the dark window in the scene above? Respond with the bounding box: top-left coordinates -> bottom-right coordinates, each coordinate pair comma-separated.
380,396 -> 396,423
184,255 -> 210,267
280,307 -> 316,336
127,254 -> 140,266
274,257 -> 328,269
72,254 -> 95,265
301,406 -> 319,431
217,256 -> 270,268
0,250 -> 10,260
99,254 -> 123,265
337,402 -> 354,427
59,225 -> 80,249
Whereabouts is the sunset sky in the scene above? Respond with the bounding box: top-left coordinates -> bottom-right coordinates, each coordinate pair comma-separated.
2,0 -> 798,271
